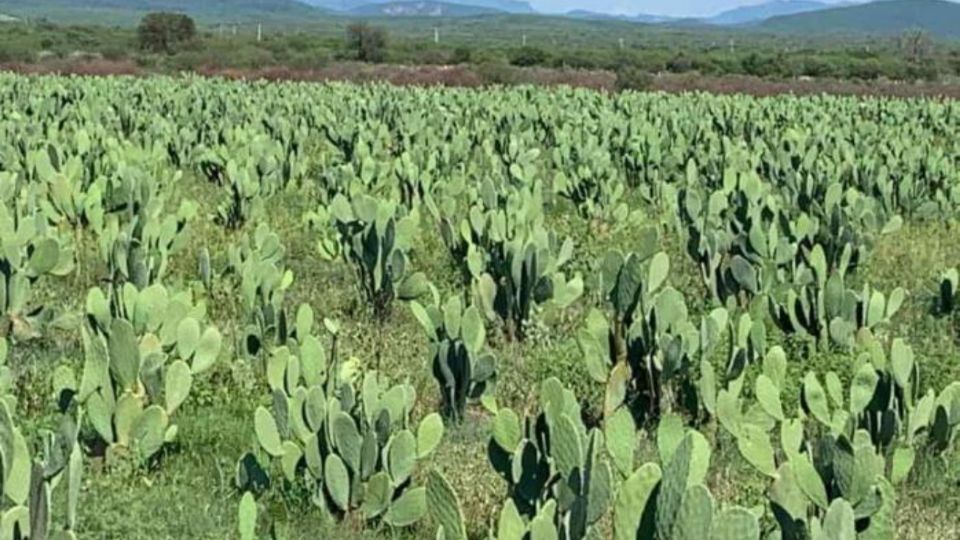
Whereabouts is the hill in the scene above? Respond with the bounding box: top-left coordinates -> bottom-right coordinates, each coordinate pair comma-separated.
348,0 -> 500,15
705,0 -> 830,24
302,0 -> 533,12
0,0 -> 327,25
761,0 -> 960,37
563,9 -> 676,23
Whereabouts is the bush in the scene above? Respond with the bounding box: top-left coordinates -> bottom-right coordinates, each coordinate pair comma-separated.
509,46 -> 548,67
137,12 -> 195,54
615,66 -> 654,92
451,46 -> 472,64
474,61 -> 517,85
666,53 -> 694,73
346,22 -> 387,63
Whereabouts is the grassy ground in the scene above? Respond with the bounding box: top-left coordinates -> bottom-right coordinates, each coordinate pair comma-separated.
7,170 -> 960,538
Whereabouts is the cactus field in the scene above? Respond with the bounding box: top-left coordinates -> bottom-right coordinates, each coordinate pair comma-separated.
1,73 -> 960,539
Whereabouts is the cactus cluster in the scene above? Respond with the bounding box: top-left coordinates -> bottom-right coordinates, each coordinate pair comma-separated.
551,132 -> 631,225
101,196 -> 196,291
78,283 -> 221,461
227,223 -> 294,349
472,216 -> 583,340
0,398 -> 82,540
613,430 -> 761,540
411,295 -> 497,423
214,158 -> 266,230
681,162 -> 790,308
769,244 -> 905,349
0,192 -> 73,341
580,247 -> 732,421
249,310 -> 443,526
488,378 -> 613,540
312,193 -> 429,320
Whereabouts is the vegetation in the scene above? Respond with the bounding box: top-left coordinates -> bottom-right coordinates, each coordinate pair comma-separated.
761,0 -> 960,39
1,9 -> 960,83
137,12 -> 196,53
346,22 -> 388,63
0,72 -> 958,539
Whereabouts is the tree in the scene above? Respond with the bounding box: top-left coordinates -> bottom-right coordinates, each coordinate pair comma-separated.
346,23 -> 387,63
138,12 -> 196,54
900,28 -> 933,64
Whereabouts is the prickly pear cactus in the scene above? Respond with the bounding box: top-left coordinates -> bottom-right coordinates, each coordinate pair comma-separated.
77,283 -> 221,462
488,377 -> 612,540
313,193 -> 429,320
249,315 -> 443,527
0,196 -> 73,341
411,294 -> 497,422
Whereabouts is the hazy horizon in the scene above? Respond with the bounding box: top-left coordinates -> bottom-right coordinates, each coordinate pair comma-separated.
528,0 -> 854,17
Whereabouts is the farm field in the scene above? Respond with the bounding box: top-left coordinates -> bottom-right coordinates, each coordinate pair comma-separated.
0,73 -> 959,539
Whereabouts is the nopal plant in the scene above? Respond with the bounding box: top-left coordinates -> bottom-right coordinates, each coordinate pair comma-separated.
99,196 -> 196,291
0,191 -> 74,341
310,193 -> 429,321
0,398 -> 83,540
713,351 -> 897,539
77,283 -> 222,462
410,294 -> 497,423
938,267 -> 958,315
440,181 -> 583,340
471,218 -> 583,341
580,249 -> 731,422
487,378 -> 613,540
612,428 -> 761,540
769,244 -> 906,350
226,223 -> 294,349
249,313 -> 443,527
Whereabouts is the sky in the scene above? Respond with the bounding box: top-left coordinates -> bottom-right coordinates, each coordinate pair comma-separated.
529,0 -> 849,17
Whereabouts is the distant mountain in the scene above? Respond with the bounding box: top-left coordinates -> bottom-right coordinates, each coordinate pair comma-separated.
563,9 -> 676,23
0,0 -> 327,24
302,0 -> 533,13
705,0 -> 830,25
348,0 -> 500,15
761,0 -> 960,37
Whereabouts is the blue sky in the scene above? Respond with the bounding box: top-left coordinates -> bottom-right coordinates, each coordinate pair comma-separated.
529,0 -> 849,17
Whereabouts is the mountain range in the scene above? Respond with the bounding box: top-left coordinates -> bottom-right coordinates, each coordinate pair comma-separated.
760,0 -> 960,36
301,0 -> 533,12
704,0 -> 832,24
2,0 -> 959,39
559,1 -> 852,25
347,0 -> 502,15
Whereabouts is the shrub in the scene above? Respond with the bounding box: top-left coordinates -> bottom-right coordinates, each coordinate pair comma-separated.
475,61 -> 517,85
509,46 -> 548,67
615,66 -> 654,92
137,12 -> 196,54
451,46 -> 472,64
346,22 -> 387,63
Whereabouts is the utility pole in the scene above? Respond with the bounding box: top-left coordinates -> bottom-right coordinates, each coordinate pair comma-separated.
257,23 -> 262,42
219,24 -> 223,37
232,25 -> 237,37
619,37 -> 624,50
522,34 -> 527,47
434,27 -> 439,45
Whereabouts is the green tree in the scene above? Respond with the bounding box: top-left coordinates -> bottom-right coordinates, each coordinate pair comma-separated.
137,12 -> 196,54
346,22 -> 387,63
